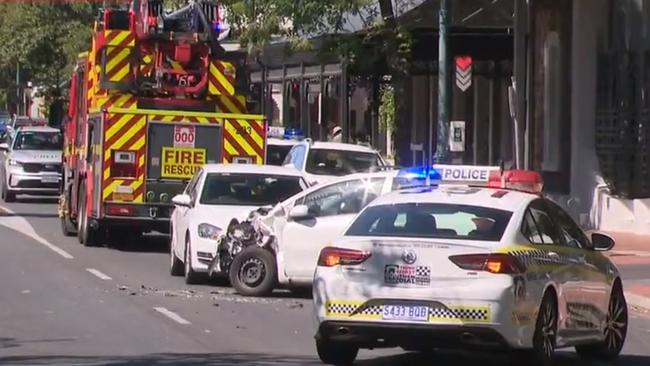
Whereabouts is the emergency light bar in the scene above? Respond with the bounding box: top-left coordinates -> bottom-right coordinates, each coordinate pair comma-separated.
395,164 -> 544,194
266,126 -> 305,140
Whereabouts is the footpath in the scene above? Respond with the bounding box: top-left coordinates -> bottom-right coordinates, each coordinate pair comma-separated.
601,231 -> 650,311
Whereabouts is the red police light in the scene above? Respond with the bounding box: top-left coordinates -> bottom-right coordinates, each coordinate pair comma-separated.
488,170 -> 543,194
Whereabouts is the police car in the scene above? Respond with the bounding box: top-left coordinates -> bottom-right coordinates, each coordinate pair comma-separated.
266,127 -> 302,166
312,166 -> 627,366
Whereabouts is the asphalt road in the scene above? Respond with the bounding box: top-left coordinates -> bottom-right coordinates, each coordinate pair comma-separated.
2,197 -> 650,366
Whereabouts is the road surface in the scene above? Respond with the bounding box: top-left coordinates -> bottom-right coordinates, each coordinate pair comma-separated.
1,197 -> 650,365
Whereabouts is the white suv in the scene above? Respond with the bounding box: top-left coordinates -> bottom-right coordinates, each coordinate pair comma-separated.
282,139 -> 387,185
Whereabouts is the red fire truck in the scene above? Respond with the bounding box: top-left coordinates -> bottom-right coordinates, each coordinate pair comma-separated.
59,0 -> 266,246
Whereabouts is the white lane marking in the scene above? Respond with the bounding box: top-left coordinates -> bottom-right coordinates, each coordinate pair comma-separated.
153,307 -> 191,325
21,290 -> 30,294
0,205 -> 74,259
86,268 -> 112,280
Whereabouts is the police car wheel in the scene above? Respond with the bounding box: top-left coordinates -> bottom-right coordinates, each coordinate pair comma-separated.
514,291 -> 557,366
576,282 -> 628,361
316,339 -> 358,365
228,247 -> 276,297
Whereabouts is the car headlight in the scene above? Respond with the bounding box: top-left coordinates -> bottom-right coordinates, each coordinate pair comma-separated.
8,159 -> 22,167
198,223 -> 222,240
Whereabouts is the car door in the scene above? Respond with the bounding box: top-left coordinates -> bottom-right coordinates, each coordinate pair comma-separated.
281,177 -> 386,280
545,200 -> 610,331
173,169 -> 203,257
521,199 -> 583,338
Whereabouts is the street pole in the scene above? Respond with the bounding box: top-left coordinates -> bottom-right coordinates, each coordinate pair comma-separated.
434,0 -> 451,165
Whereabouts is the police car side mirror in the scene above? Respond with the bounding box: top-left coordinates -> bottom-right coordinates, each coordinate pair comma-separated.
289,204 -> 311,220
591,232 -> 615,251
171,194 -> 192,208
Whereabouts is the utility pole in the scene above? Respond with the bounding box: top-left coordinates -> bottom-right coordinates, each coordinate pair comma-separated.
434,0 -> 451,165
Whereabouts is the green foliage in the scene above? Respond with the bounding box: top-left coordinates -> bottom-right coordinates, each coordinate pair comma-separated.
378,84 -> 394,132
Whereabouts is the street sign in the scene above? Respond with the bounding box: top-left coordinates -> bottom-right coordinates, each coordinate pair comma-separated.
455,56 -> 473,92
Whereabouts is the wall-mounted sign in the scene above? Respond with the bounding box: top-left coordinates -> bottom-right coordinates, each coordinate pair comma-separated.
455,56 -> 473,92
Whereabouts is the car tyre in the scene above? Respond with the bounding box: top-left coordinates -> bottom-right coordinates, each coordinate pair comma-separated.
2,180 -> 15,202
184,236 -> 200,284
170,228 -> 183,276
513,290 -> 557,366
575,282 -> 628,361
316,339 -> 358,365
229,246 -> 277,297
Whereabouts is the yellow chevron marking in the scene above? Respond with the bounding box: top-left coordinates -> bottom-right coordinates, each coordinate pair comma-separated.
238,119 -> 264,149
106,31 -> 133,47
219,96 -> 243,114
142,54 -> 153,63
105,116 -> 145,158
139,154 -> 145,168
224,123 -> 257,157
130,178 -> 143,192
170,60 -> 185,72
105,113 -> 135,142
128,134 -> 145,152
104,166 -> 110,180
197,116 -> 210,124
223,139 -> 238,157
133,193 -> 144,203
213,63 -> 235,95
105,48 -> 130,73
103,180 -> 122,200
110,64 -> 130,82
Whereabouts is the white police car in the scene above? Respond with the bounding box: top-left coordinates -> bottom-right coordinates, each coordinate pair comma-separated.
313,166 -> 627,366
266,127 -> 302,166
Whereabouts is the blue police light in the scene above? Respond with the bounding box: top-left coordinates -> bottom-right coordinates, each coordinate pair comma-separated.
394,166 -> 442,189
213,22 -> 222,33
283,128 -> 305,140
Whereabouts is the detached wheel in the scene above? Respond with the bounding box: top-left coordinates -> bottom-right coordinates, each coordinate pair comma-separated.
169,228 -> 183,276
184,237 -> 201,284
513,291 -> 557,366
316,339 -> 358,365
2,180 -> 15,202
229,246 -> 277,297
576,282 -> 628,361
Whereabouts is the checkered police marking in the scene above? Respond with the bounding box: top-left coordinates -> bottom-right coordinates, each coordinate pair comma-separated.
325,301 -> 490,323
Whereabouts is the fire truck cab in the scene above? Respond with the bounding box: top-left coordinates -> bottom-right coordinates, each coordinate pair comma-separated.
59,0 -> 266,246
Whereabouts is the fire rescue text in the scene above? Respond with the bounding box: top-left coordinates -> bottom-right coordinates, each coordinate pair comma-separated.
161,147 -> 206,179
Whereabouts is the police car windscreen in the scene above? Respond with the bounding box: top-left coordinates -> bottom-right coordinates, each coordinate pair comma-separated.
305,149 -> 381,176
267,145 -> 292,166
345,203 -> 512,241
13,131 -> 63,151
199,173 -> 305,206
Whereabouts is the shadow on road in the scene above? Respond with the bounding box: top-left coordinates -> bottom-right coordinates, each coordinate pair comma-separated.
0,351 -> 649,366
12,196 -> 59,204
0,211 -> 58,218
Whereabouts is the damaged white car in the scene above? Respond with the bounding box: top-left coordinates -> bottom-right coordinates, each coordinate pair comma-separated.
208,168 -> 433,296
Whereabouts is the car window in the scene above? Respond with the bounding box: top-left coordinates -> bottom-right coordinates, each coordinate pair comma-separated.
524,199 -> 562,245
188,169 -> 204,203
184,169 -> 202,195
295,179 -> 369,217
545,200 -> 591,249
305,148 -> 382,176
346,203 -> 512,241
291,145 -> 307,170
267,144 -> 293,166
521,209 -> 544,244
12,131 -> 62,151
199,173 -> 306,206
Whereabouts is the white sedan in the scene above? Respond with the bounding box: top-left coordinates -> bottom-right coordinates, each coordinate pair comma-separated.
313,170 -> 627,366
169,164 -> 309,284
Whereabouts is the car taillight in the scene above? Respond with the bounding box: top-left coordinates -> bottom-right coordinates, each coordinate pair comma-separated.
449,253 -> 525,274
105,204 -> 136,216
317,247 -> 371,267
111,150 -> 137,178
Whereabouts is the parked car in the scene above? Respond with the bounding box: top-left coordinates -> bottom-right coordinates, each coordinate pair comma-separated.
0,126 -> 63,202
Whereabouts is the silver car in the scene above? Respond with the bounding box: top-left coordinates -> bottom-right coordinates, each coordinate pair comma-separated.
0,126 -> 63,202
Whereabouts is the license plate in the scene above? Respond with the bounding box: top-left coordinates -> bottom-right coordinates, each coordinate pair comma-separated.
41,175 -> 58,183
382,305 -> 429,322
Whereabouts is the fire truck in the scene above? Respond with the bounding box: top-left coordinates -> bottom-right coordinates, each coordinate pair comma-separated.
59,0 -> 266,246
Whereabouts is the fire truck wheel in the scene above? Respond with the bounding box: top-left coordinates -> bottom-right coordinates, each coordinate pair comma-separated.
1,181 -> 15,202
184,237 -> 201,284
78,189 -> 103,247
61,214 -> 77,237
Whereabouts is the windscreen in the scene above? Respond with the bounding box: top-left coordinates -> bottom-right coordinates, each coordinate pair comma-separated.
266,144 -> 293,166
305,148 -> 382,176
200,173 -> 306,206
12,131 -> 62,151
345,203 -> 512,241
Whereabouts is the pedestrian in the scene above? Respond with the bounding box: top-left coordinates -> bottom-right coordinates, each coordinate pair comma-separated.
330,125 -> 342,142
